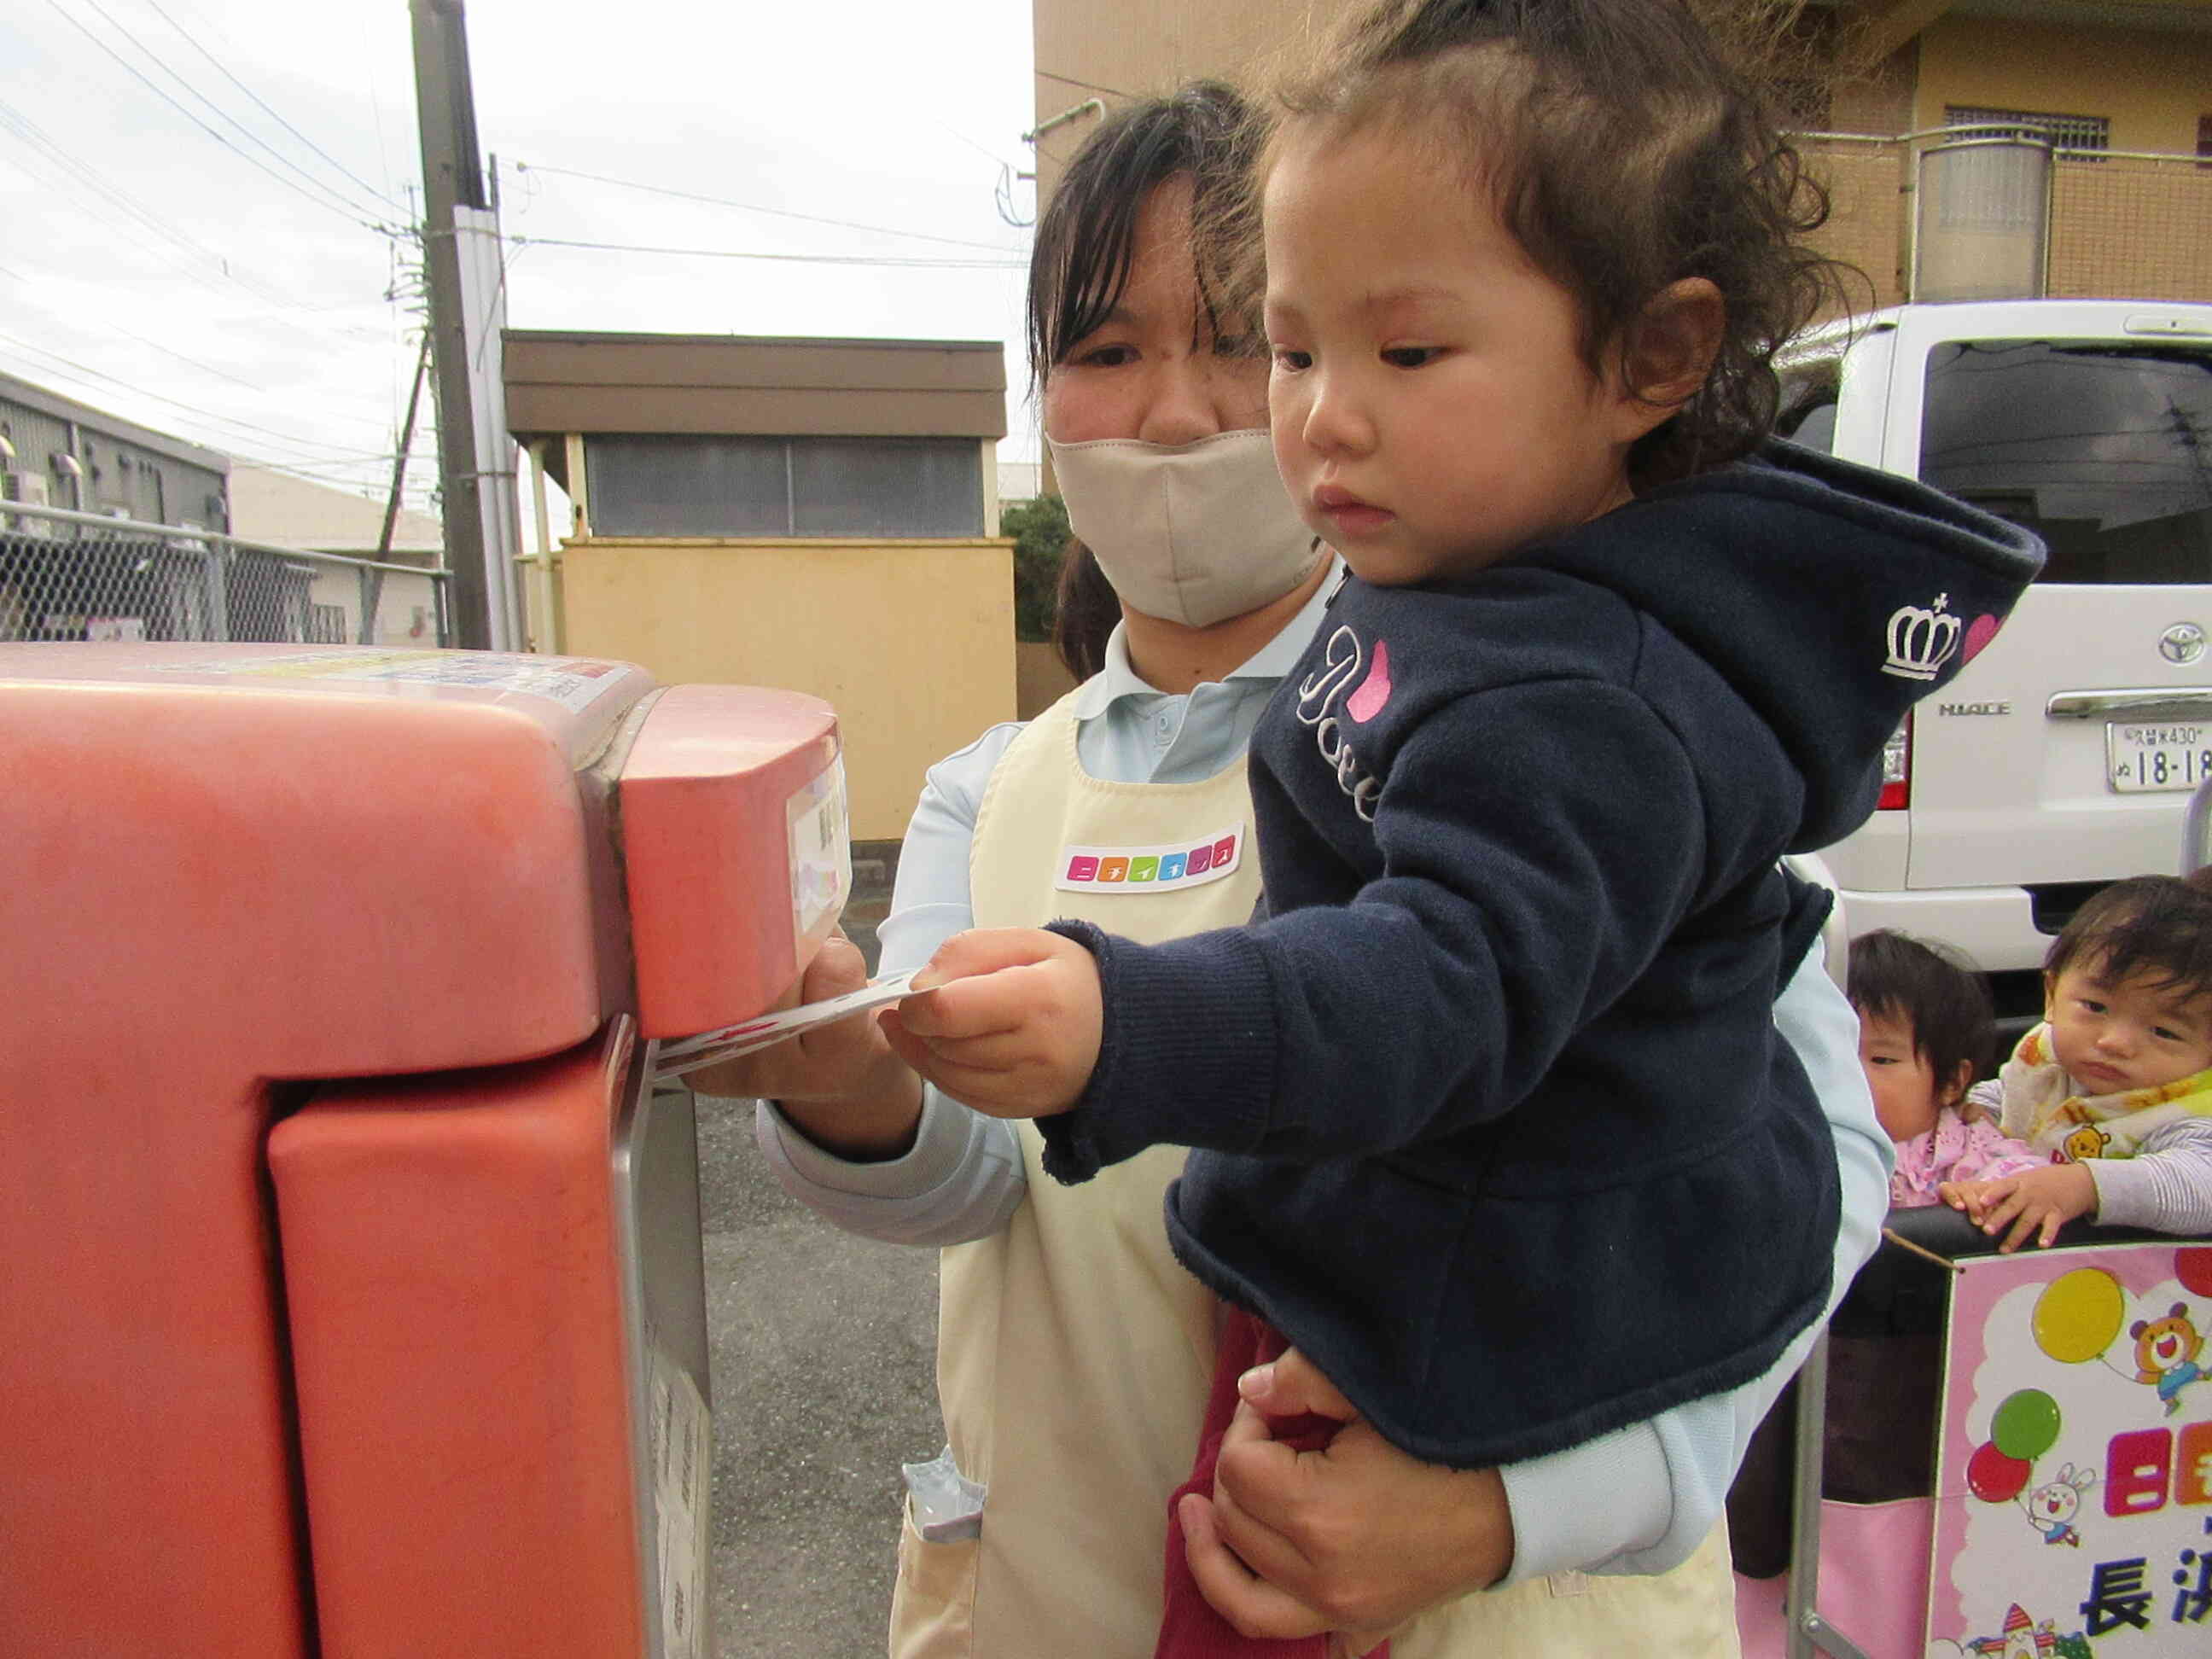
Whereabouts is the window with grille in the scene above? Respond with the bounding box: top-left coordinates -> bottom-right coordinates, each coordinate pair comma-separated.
584,434 -> 985,539
1945,105 -> 2110,154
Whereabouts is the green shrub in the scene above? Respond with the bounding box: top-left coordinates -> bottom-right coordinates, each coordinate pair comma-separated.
1003,494 -> 1071,643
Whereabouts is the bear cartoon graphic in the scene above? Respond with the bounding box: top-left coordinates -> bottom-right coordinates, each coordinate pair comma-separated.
2056,1122 -> 2110,1164
2130,1301 -> 2206,1416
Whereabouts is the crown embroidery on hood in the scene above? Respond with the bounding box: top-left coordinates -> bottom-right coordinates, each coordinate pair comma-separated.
1883,591 -> 1994,681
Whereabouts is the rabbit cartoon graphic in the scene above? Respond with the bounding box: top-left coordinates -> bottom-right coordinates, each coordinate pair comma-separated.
2023,1464 -> 2094,1548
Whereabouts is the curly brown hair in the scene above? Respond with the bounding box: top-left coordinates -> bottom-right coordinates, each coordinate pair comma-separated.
1235,0 -> 1858,487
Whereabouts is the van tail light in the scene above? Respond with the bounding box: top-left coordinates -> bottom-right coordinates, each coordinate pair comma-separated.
1877,716 -> 1911,810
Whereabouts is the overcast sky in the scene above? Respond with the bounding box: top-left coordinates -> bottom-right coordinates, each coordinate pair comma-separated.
0,0 -> 1039,526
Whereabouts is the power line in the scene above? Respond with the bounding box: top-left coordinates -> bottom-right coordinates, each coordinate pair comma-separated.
0,247 -> 400,420
470,234 -> 519,375
1034,69 -> 1135,100
0,332 -> 400,458
140,0 -> 410,217
73,0 -> 396,228
0,247 -> 399,422
358,11 -> 399,214
49,0 -> 404,237
225,453 -> 445,513
0,95 -> 279,305
107,323 -> 267,393
0,96 -> 392,343
927,118 -> 1028,175
513,160 -> 1031,253
231,451 -> 415,478
507,233 -> 1026,269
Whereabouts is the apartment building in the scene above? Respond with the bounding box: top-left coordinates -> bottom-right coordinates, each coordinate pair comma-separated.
1028,0 -> 2212,307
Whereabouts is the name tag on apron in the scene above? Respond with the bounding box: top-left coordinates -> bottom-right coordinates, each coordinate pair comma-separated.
1055,826 -> 1245,894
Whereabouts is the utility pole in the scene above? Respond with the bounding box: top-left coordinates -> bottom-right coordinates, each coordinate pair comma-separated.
359,330 -> 433,644
410,0 -> 522,650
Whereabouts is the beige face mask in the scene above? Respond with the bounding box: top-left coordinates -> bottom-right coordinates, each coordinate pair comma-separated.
1045,431 -> 1324,629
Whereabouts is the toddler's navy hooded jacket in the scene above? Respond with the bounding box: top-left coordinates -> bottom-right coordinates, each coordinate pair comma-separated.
1041,443 -> 2044,1465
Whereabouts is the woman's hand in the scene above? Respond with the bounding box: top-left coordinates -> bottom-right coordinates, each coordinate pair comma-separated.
1941,1163 -> 2098,1251
879,928 -> 1103,1118
1179,1348 -> 1511,1650
683,929 -> 923,1158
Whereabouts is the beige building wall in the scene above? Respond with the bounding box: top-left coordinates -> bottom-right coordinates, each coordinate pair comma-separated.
1035,3 -> 2212,152
1912,13 -> 2212,153
305,566 -> 444,648
1803,138 -> 1912,311
1015,638 -> 1079,719
2048,156 -> 2212,302
1800,139 -> 2212,312
1906,10 -> 2212,304
1033,1 -> 2212,314
227,463 -> 449,649
1828,38 -> 1920,135
1031,0 -> 1319,200
557,538 -> 1013,841
227,464 -> 445,559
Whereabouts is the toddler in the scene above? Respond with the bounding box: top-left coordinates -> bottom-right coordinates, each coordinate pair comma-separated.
888,0 -> 2043,1624
1944,875 -> 2212,1249
1849,928 -> 2040,1207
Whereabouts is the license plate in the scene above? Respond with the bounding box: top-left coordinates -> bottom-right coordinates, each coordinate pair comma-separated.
2107,723 -> 2212,793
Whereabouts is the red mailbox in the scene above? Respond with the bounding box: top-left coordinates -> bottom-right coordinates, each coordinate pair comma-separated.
0,644 -> 846,1659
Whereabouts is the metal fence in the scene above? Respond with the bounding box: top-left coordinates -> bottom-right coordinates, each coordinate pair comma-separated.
1798,133 -> 2212,313
0,499 -> 451,648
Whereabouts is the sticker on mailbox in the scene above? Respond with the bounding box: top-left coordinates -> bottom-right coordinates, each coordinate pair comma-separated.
155,649 -> 635,715
646,1331 -> 708,1659
787,755 -> 850,940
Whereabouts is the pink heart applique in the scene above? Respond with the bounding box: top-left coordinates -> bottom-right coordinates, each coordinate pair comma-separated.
1347,638 -> 1393,723
1961,614 -> 2000,665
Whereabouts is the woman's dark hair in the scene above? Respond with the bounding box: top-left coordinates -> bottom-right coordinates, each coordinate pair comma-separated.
1029,84 -> 1260,681
1253,0 -> 1858,486
1049,546 -> 1121,682
1848,928 -> 1996,1094
1027,81 -> 1258,383
2045,875 -> 2212,1010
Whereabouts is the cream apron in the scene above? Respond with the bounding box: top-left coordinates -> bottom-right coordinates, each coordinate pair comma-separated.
888,689 -> 1740,1658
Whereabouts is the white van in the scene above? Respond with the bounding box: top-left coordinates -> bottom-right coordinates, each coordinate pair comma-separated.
1780,298 -> 2212,1029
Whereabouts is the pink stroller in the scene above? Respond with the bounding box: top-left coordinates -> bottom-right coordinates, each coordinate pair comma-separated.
1733,787 -> 2212,1656
1730,1207 -> 2212,1657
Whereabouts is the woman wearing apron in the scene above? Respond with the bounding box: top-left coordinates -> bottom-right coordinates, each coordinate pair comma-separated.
699,83 -> 1890,1658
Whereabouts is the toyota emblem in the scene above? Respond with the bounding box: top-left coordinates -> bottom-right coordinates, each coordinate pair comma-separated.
2162,623 -> 2206,666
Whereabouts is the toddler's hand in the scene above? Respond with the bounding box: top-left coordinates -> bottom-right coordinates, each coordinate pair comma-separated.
1937,1178 -> 1992,1236
1941,1164 -> 2098,1252
880,928 -> 1103,1119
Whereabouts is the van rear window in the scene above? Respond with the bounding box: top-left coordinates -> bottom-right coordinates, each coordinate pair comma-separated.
1919,339 -> 2212,583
